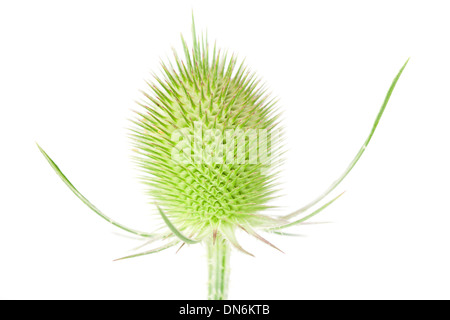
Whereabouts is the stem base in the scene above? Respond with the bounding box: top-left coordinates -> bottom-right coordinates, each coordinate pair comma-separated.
207,239 -> 231,300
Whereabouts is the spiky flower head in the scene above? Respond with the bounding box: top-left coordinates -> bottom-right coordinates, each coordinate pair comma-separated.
131,21 -> 285,252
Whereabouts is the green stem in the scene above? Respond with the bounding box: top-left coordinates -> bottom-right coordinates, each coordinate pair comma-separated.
207,238 -> 231,300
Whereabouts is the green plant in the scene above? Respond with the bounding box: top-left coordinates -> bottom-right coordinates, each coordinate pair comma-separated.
37,18 -> 408,300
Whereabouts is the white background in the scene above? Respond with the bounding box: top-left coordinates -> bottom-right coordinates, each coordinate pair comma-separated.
1,0 -> 449,300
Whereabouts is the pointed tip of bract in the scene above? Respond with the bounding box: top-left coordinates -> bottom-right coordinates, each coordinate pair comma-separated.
36,142 -> 50,161
36,141 -> 43,152
401,57 -> 410,72
241,224 -> 284,254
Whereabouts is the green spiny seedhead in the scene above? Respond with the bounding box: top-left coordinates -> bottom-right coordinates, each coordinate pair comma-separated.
130,22 -> 285,252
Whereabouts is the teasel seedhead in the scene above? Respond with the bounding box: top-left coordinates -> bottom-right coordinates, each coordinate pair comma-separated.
129,20 -> 288,256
